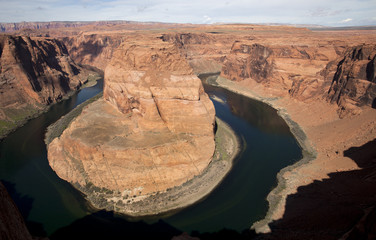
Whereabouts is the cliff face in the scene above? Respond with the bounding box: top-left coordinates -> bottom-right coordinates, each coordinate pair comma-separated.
218,38 -> 375,114
0,35 -> 92,137
221,42 -> 273,83
62,33 -> 123,70
47,39 -> 215,209
220,40 -> 341,101
0,182 -> 32,240
328,44 -> 376,117
161,32 -> 230,74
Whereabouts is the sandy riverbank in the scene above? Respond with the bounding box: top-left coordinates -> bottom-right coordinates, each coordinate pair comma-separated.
211,76 -> 376,233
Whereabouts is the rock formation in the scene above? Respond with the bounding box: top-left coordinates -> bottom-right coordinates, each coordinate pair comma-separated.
221,42 -> 274,83
219,40 -> 341,101
328,44 -> 376,117
47,39 -> 215,207
0,35 -> 94,138
216,36 -> 376,113
62,33 -> 123,70
0,182 -> 33,240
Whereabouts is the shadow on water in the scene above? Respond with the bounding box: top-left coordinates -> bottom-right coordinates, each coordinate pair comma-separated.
1,180 -> 47,237
49,209 -> 258,240
50,210 -> 181,240
0,78 -> 104,236
258,138 -> 376,240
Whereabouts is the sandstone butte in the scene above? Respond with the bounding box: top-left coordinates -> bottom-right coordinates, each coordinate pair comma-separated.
2,22 -> 376,239
47,39 -> 216,201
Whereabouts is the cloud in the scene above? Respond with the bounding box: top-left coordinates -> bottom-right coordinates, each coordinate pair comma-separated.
308,7 -> 345,17
340,18 -> 353,23
203,15 -> 212,24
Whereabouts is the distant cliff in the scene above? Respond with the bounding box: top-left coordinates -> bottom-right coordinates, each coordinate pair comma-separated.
164,31 -> 375,116
0,21 -> 133,33
0,35 -> 96,138
62,33 -> 123,70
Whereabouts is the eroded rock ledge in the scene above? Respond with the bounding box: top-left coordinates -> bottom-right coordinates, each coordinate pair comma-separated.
47,39 -> 218,214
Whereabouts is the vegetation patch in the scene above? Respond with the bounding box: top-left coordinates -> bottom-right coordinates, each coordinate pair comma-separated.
0,104 -> 45,140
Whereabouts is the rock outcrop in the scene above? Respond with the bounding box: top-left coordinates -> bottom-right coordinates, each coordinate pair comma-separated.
47,39 -> 215,209
0,35 -> 94,138
62,33 -> 123,70
219,38 -> 376,112
221,42 -> 274,83
0,182 -> 33,240
220,40 -> 341,101
161,32 -> 230,74
328,44 -> 376,117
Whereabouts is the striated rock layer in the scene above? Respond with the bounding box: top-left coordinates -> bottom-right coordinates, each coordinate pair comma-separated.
328,44 -> 376,117
0,34 -> 95,138
48,40 -> 215,199
62,33 -> 123,70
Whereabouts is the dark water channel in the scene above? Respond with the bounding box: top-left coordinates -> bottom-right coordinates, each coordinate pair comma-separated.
0,76 -> 301,237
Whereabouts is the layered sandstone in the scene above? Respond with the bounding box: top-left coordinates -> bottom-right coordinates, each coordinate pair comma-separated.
328,44 -> 376,117
0,35 -> 94,138
220,39 -> 341,101
62,33 -> 123,70
47,39 -> 215,208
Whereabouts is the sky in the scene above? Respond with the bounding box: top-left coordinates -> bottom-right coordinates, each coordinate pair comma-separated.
0,0 -> 375,26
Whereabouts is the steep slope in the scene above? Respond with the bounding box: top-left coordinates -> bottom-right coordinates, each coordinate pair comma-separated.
220,40 -> 340,101
328,44 -> 376,117
0,35 -> 95,138
62,33 -> 123,70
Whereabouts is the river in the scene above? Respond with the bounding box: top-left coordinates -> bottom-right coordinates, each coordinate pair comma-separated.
0,76 -> 301,237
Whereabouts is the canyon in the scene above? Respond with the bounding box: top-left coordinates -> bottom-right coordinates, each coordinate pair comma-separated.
47,37 -> 219,215
0,34 -> 99,139
1,22 -> 376,239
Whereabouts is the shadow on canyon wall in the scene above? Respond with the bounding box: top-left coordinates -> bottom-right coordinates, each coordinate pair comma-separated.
257,138 -> 376,240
